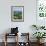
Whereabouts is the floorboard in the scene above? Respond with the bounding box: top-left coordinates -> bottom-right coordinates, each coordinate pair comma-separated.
0,42 -> 46,46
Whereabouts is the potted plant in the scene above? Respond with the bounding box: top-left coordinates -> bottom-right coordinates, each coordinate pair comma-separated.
33,32 -> 46,43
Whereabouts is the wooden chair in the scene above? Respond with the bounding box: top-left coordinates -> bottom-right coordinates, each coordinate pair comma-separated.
18,33 -> 30,46
4,33 -> 18,46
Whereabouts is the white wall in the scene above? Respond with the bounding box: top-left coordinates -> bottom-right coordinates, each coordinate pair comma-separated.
0,0 -> 37,42
0,0 -> 36,33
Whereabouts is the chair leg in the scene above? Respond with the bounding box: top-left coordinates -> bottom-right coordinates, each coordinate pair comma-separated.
16,34 -> 18,46
4,33 -> 7,46
4,41 -> 7,46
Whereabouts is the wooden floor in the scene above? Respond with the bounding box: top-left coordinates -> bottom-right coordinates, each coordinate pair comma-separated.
0,42 -> 46,46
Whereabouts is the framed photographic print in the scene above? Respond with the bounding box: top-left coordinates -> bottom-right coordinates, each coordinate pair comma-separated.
11,6 -> 24,22
36,0 -> 46,26
37,0 -> 46,19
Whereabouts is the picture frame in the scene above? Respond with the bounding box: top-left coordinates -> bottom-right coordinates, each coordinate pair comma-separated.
11,6 -> 24,22
37,0 -> 46,19
36,0 -> 46,26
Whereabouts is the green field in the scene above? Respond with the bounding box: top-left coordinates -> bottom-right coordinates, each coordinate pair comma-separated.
13,11 -> 22,19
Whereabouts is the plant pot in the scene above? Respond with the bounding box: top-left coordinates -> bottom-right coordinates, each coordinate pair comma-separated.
37,39 -> 45,44
40,38 -> 45,43
37,39 -> 40,43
